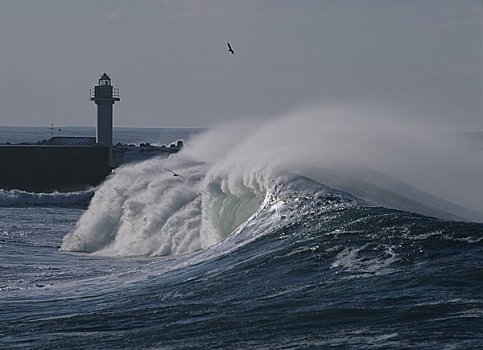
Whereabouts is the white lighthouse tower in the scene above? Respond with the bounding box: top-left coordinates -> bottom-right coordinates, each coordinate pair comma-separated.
90,73 -> 120,167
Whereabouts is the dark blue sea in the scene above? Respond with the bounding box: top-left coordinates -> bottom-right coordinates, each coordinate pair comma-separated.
1,125 -> 482,349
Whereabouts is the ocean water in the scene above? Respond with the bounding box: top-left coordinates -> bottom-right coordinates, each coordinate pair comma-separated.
1,117 -> 483,349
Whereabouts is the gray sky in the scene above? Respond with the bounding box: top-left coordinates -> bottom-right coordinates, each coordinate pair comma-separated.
0,0 -> 481,128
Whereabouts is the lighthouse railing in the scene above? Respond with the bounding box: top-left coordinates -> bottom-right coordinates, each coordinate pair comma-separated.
90,88 -> 120,100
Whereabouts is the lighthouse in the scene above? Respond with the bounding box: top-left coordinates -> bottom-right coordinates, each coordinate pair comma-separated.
90,73 -> 120,167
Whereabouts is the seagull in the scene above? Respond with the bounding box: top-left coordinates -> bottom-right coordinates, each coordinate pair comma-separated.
163,168 -> 185,180
227,42 -> 235,55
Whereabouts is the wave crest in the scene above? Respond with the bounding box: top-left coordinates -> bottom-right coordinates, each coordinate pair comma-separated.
61,155 -> 270,257
0,189 -> 94,208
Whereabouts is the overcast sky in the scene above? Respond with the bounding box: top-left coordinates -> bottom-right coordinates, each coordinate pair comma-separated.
0,0 -> 480,129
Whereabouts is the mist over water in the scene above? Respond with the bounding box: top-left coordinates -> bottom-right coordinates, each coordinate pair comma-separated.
62,105 -> 483,257
188,104 -> 483,219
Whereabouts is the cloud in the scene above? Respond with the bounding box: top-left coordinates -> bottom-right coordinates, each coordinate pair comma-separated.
107,8 -> 123,21
159,0 -> 226,17
158,0 -> 288,18
421,3 -> 481,32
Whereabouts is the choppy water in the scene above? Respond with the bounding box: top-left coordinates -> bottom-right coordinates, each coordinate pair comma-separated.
1,123 -> 482,349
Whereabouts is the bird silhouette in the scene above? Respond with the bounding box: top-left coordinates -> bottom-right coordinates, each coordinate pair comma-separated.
227,42 -> 235,55
163,168 -> 185,180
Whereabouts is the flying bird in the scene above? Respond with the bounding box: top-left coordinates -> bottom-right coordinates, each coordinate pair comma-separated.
227,42 -> 235,55
163,168 -> 185,180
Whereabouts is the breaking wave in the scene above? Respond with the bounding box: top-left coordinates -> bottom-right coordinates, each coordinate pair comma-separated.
61,105 -> 483,257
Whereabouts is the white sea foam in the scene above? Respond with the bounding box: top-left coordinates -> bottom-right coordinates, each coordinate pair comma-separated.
61,153 -> 271,256
330,244 -> 398,278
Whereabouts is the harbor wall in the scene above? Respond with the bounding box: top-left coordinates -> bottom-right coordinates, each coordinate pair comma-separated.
0,145 -> 111,192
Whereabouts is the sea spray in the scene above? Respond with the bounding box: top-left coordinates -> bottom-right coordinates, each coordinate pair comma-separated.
186,104 -> 483,220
